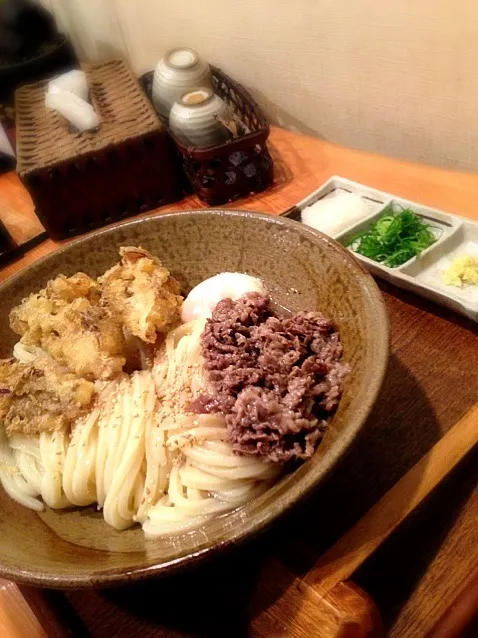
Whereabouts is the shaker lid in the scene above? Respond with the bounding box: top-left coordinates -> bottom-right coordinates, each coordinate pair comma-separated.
165,48 -> 200,69
179,88 -> 214,107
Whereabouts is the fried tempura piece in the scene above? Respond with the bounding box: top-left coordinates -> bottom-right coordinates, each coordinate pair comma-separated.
0,357 -> 94,435
98,246 -> 183,344
45,272 -> 99,304
10,273 -> 125,380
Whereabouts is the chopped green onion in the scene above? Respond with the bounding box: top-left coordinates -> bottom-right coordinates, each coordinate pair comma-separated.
346,207 -> 439,268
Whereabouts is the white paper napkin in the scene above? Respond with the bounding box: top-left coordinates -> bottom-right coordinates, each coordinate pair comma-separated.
0,122 -> 15,158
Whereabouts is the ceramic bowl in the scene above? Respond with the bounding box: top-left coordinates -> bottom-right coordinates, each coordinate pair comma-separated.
169,88 -> 231,148
152,48 -> 212,119
0,210 -> 389,588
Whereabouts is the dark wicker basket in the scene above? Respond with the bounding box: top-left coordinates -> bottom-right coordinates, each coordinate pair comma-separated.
16,60 -> 183,240
140,66 -> 273,205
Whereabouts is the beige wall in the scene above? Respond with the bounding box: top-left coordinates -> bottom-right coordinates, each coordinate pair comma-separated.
49,1 -> 478,171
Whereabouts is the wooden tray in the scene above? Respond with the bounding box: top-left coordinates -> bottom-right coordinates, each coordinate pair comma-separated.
1,256 -> 477,638
0,127 -> 477,637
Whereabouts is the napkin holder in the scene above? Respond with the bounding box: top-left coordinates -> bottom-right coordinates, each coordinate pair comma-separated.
15,60 -> 182,240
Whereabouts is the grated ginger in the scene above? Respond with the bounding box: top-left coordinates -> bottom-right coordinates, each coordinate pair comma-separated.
443,255 -> 478,287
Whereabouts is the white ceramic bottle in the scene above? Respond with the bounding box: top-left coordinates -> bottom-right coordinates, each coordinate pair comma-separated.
169,88 -> 231,148
152,48 -> 212,118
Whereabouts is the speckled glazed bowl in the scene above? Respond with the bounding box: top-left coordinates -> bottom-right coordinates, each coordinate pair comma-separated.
0,210 -> 389,588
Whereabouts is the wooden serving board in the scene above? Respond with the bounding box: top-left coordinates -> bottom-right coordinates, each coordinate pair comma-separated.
0,127 -> 477,637
2,292 -> 476,638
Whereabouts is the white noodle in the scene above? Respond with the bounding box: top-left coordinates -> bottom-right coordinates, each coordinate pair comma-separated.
0,320 -> 282,536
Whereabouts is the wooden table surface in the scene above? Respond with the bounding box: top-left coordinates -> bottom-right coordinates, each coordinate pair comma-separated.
0,126 -> 477,637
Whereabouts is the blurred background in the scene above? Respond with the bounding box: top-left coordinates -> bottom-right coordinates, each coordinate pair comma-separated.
37,0 -> 478,171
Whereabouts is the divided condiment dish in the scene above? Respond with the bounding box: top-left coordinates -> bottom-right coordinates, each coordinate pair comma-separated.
285,176 -> 478,322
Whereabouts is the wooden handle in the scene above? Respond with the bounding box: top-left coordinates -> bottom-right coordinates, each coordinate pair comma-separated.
299,403 -> 478,598
250,572 -> 383,638
251,404 -> 478,637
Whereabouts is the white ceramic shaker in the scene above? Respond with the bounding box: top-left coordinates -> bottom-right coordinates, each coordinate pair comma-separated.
152,48 -> 212,118
169,88 -> 231,148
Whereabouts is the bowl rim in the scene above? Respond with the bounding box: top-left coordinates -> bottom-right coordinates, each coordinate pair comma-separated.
0,209 -> 390,588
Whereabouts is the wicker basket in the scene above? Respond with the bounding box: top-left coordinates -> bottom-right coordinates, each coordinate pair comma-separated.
16,60 -> 183,240
140,66 -> 273,205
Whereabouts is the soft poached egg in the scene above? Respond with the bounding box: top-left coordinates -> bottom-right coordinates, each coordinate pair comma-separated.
181,272 -> 265,323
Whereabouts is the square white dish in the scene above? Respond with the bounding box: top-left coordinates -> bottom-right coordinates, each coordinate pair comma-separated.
283,176 -> 478,322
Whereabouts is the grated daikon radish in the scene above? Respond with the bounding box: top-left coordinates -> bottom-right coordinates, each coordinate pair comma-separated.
45,90 -> 100,132
301,192 -> 370,237
48,70 -> 89,102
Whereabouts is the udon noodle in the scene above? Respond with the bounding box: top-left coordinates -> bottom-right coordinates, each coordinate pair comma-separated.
0,320 -> 279,537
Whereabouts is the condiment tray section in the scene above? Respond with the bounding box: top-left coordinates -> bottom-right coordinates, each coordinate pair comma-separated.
283,176 -> 478,321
